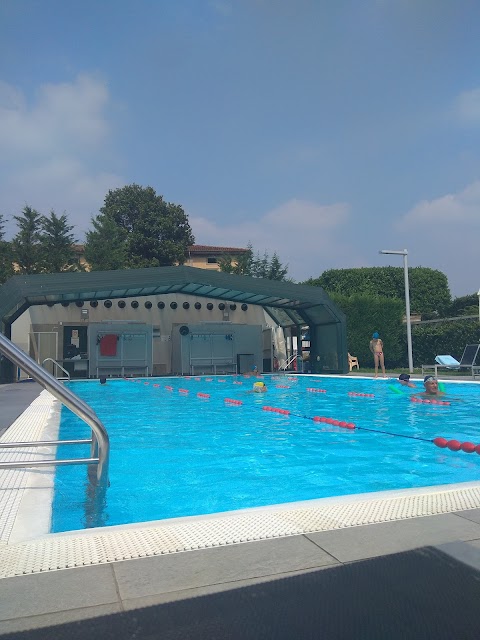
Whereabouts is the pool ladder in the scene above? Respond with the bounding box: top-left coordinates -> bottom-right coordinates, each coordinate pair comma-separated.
42,357 -> 70,380
0,333 -> 109,489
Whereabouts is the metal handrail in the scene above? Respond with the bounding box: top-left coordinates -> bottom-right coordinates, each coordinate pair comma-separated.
42,357 -> 71,380
279,353 -> 297,370
0,332 -> 109,488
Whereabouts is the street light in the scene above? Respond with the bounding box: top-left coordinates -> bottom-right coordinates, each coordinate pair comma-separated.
477,289 -> 480,324
379,249 -> 413,374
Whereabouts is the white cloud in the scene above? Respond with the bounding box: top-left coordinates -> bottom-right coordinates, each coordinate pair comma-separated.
454,88 -> 480,124
394,181 -> 480,296
190,198 -> 363,281
0,74 -> 110,158
397,181 -> 480,227
0,74 -> 123,238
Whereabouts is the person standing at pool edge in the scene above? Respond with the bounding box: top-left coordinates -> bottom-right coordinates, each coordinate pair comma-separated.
369,332 -> 386,378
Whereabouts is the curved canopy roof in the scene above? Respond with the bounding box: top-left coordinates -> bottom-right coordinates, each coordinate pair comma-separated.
0,266 -> 345,331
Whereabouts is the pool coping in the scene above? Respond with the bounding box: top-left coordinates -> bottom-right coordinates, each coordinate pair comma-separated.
2,381 -> 480,578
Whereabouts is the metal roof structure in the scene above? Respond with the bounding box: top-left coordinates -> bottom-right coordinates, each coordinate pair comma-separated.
0,266 -> 347,378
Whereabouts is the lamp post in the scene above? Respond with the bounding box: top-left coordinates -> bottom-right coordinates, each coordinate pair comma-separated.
477,289 -> 480,324
379,249 -> 413,374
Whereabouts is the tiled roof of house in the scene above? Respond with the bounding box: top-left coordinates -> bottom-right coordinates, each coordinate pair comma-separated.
188,245 -> 249,254
72,244 -> 248,254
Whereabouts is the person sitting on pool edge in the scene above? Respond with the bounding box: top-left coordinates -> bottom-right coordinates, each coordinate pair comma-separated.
253,381 -> 267,393
398,373 -> 415,388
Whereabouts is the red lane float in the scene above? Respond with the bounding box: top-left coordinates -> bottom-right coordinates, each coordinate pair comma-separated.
179,388 -> 189,394
165,385 -> 173,391
276,385 -> 290,389
313,416 -> 356,429
262,406 -> 290,415
433,437 -> 480,454
233,381 -> 243,385
348,392 -> 374,398
205,378 -> 213,382
224,398 -> 243,405
153,383 -> 160,387
197,392 -> 210,399
218,379 -> 226,383
307,388 -> 326,393
411,397 -> 450,406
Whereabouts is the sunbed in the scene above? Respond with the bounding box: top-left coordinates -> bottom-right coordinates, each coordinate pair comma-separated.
422,344 -> 480,378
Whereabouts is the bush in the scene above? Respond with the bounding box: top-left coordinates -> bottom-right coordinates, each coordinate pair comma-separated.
306,266 -> 451,316
411,320 -> 480,365
449,294 -> 478,317
330,293 -> 404,366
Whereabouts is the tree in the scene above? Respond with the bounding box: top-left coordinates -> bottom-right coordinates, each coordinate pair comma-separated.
39,210 -> 77,272
304,266 -> 451,316
0,214 -> 14,284
84,215 -> 127,271
85,184 -> 195,269
11,205 -> 43,274
218,243 -> 290,281
449,294 -> 478,317
218,244 -> 254,276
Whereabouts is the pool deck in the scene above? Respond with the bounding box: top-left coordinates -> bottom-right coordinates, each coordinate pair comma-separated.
1,377 -> 480,638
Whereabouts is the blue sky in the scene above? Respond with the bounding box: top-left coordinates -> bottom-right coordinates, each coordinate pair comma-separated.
1,0 -> 479,296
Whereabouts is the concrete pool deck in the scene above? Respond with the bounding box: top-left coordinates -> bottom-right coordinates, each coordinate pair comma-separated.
1,378 -> 480,637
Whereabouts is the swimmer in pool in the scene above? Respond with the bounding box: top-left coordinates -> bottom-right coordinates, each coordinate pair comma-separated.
415,375 -> 446,398
369,332 -> 386,378
252,381 -> 267,393
398,373 -> 415,388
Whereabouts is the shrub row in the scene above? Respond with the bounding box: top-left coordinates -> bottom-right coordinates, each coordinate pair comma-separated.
331,293 -> 480,369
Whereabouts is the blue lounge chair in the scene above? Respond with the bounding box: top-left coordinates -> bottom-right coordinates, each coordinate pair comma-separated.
435,355 -> 460,369
422,344 -> 480,378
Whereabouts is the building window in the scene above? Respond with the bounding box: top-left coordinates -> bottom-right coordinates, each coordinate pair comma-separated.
207,257 -> 217,264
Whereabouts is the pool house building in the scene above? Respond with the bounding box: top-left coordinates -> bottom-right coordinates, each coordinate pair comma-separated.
0,266 -> 347,382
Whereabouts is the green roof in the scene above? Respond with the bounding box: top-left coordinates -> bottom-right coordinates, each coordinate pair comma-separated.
0,266 -> 345,330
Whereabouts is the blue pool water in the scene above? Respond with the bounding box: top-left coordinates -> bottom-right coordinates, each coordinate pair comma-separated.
51,375 -> 480,533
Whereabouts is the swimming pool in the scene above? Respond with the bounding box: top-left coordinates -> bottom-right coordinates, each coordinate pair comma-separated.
52,375 -> 480,533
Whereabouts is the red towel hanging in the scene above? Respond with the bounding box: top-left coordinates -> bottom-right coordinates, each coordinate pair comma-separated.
100,334 -> 118,356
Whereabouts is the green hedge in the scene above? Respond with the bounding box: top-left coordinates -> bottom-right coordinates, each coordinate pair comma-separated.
411,320 -> 480,365
328,292 -> 479,369
330,293 -> 404,366
306,266 -> 451,316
